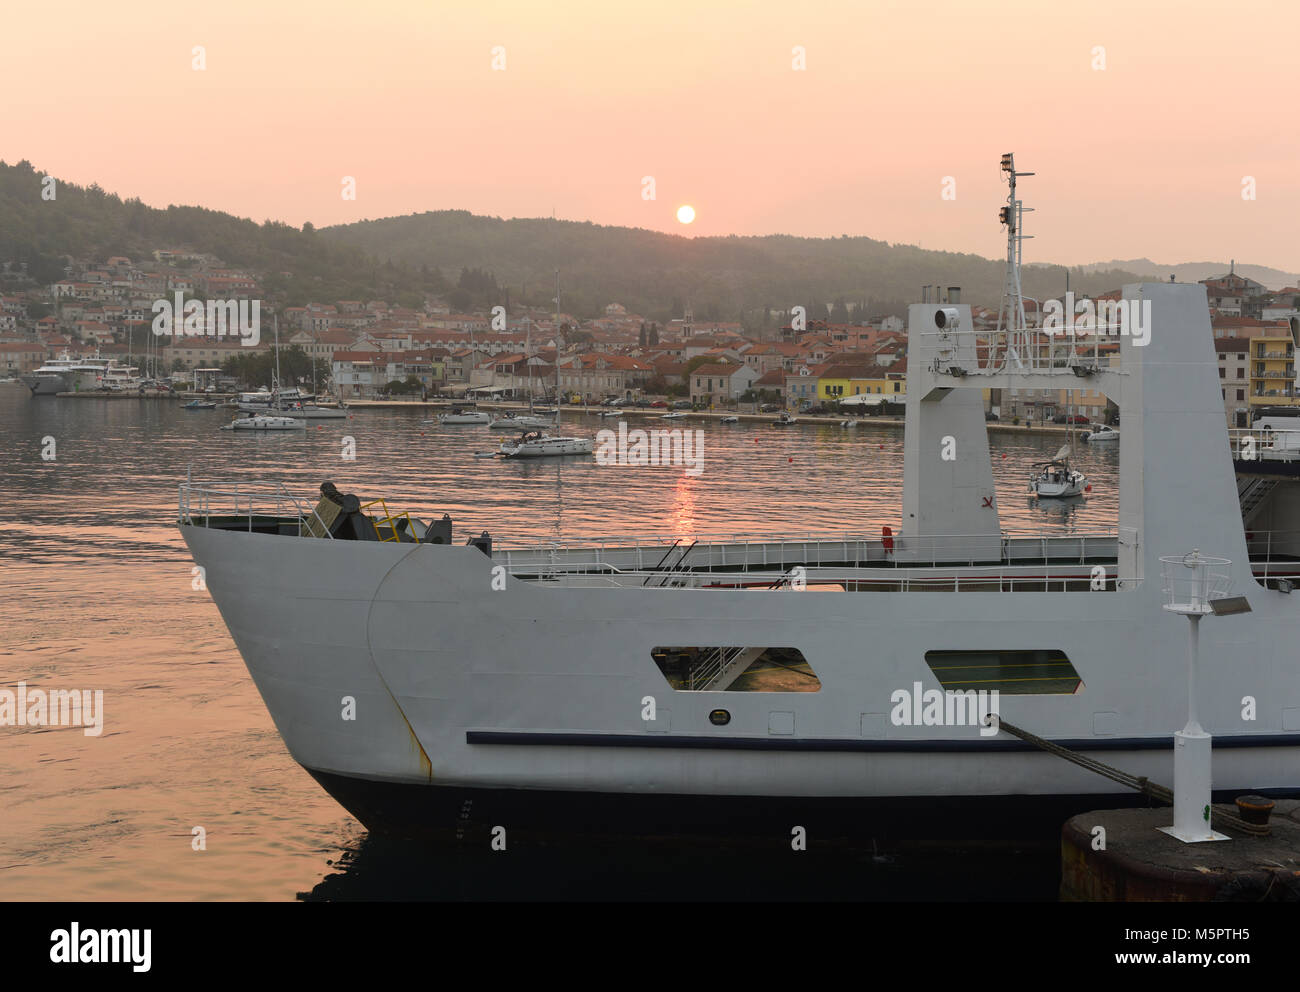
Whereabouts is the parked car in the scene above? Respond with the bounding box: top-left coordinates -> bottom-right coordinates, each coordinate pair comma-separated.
985,412 -> 999,421
634,399 -> 652,408
760,403 -> 782,412
650,400 -> 668,408
1066,414 -> 1089,424
670,400 -> 693,409
600,396 -> 618,406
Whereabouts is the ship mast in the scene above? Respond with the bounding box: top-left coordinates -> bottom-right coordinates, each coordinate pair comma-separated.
994,153 -> 1035,371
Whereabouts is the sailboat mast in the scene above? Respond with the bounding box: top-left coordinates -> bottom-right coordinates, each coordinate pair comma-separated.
525,316 -> 533,412
554,270 -> 561,418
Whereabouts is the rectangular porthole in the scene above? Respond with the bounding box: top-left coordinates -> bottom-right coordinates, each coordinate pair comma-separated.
650,646 -> 820,692
923,650 -> 1083,695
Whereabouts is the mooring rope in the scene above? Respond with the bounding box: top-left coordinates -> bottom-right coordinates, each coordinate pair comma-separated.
988,716 -> 1270,837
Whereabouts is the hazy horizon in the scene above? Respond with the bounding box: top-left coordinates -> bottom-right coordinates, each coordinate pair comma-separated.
4,0 -> 1296,271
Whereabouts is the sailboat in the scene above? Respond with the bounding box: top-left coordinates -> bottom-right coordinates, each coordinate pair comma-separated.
259,316 -> 348,419
498,275 -> 593,457
490,317 -> 554,430
1029,443 -> 1087,498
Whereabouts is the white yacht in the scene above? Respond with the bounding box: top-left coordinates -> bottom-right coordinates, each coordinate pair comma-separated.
178,165 -> 1300,841
221,415 -> 306,431
1082,424 -> 1119,443
498,430 -> 594,457
1028,446 -> 1088,498
21,355 -> 114,394
490,413 -> 554,430
266,393 -> 348,419
435,406 -> 491,425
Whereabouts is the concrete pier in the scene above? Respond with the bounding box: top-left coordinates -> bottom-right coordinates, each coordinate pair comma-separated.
1060,800 -> 1300,901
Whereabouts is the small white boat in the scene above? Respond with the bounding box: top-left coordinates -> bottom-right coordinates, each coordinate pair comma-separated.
772,412 -> 798,426
499,430 -> 594,458
839,419 -> 860,429
490,414 -> 554,430
435,407 -> 491,425
1028,445 -> 1087,498
222,415 -> 306,431
720,416 -> 739,424
661,411 -> 689,421
1081,424 -> 1119,443
597,409 -> 624,419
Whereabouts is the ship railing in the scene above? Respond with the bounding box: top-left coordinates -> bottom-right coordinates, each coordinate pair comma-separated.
688,646 -> 749,690
1245,530 -> 1300,575
178,481 -> 335,538
496,529 -> 1118,574
1228,428 -> 1300,459
507,560 -> 1132,593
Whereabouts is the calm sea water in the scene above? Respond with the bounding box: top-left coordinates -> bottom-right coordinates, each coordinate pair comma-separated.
0,386 -> 1117,900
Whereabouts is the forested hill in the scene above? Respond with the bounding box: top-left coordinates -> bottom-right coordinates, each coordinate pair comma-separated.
323,209 -> 1149,321
0,160 -> 437,306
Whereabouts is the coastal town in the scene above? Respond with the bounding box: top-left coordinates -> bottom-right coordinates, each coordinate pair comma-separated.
1,250 -> 1298,430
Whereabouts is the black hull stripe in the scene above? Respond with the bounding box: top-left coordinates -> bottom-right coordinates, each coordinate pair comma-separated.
466,730 -> 1300,753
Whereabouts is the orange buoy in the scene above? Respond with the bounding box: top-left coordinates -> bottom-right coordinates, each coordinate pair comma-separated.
788,456 -> 793,463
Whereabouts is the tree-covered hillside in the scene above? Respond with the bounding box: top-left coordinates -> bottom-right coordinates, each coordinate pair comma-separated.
323,209 -> 1148,322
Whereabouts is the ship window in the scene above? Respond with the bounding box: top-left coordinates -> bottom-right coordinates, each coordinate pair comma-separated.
923,649 -> 1083,695
651,646 -> 820,692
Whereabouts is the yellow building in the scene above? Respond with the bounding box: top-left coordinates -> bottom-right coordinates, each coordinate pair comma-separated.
1249,333 -> 1297,408
815,361 -> 905,403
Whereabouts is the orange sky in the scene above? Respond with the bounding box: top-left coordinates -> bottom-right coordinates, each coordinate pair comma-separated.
3,0 -> 1296,271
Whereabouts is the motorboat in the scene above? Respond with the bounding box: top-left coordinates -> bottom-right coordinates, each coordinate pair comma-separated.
267,396 -> 348,419
221,415 -> 306,431
498,430 -> 594,457
772,412 -> 798,426
720,416 -> 740,424
435,406 -> 491,425
1028,445 -> 1088,498
840,419 -> 860,429
597,409 -> 624,419
1081,424 -> 1119,443
183,399 -> 217,410
661,411 -> 689,421
491,413 -> 554,430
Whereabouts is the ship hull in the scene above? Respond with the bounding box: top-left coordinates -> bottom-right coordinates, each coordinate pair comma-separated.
181,524 -> 1300,837
305,767 -> 1290,843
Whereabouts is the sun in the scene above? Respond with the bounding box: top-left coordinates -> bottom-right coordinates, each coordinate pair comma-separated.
676,204 -> 696,225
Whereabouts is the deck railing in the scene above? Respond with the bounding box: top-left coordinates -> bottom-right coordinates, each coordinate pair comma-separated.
495,529 -> 1119,575
178,481 -> 335,538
